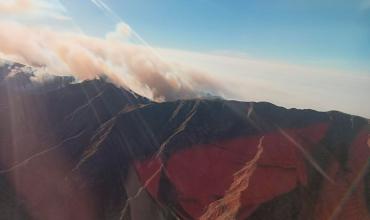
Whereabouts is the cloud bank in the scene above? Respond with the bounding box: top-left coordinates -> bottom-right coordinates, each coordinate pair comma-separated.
0,0 -> 70,20
0,20 -> 223,101
0,0 -> 33,13
0,0 -> 368,118
159,48 -> 370,118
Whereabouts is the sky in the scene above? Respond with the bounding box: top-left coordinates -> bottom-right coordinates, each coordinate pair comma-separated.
0,0 -> 369,117
63,0 -> 370,71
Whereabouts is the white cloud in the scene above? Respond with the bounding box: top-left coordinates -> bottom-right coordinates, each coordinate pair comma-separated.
0,0 -> 71,20
106,22 -> 132,41
0,21 -> 223,101
158,48 -> 370,118
0,13 -> 368,117
0,0 -> 33,13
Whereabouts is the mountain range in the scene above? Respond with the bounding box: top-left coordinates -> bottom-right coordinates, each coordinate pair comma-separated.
0,61 -> 369,220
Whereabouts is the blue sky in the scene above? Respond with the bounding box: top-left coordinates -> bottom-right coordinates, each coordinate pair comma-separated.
62,0 -> 370,72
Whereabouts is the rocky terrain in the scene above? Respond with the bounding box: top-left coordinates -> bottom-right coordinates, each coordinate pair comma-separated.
0,61 -> 369,220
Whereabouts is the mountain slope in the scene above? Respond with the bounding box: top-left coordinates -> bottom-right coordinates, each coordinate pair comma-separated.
0,62 -> 369,220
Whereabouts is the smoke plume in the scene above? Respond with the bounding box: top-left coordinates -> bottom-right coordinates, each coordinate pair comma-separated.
0,20 -> 223,101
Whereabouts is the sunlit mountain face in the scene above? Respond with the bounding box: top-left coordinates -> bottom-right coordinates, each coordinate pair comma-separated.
1,1 -> 370,220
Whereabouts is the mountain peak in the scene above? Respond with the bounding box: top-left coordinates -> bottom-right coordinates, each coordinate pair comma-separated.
0,59 -> 369,220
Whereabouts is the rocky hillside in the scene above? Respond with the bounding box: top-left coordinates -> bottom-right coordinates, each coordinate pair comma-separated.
0,61 -> 369,220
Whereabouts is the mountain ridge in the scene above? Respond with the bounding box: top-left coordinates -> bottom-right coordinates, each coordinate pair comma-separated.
0,61 -> 369,220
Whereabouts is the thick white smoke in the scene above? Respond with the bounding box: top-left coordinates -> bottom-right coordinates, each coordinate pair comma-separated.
0,20 -> 224,101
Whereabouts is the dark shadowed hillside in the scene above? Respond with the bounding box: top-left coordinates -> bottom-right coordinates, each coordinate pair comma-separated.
0,62 -> 369,220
